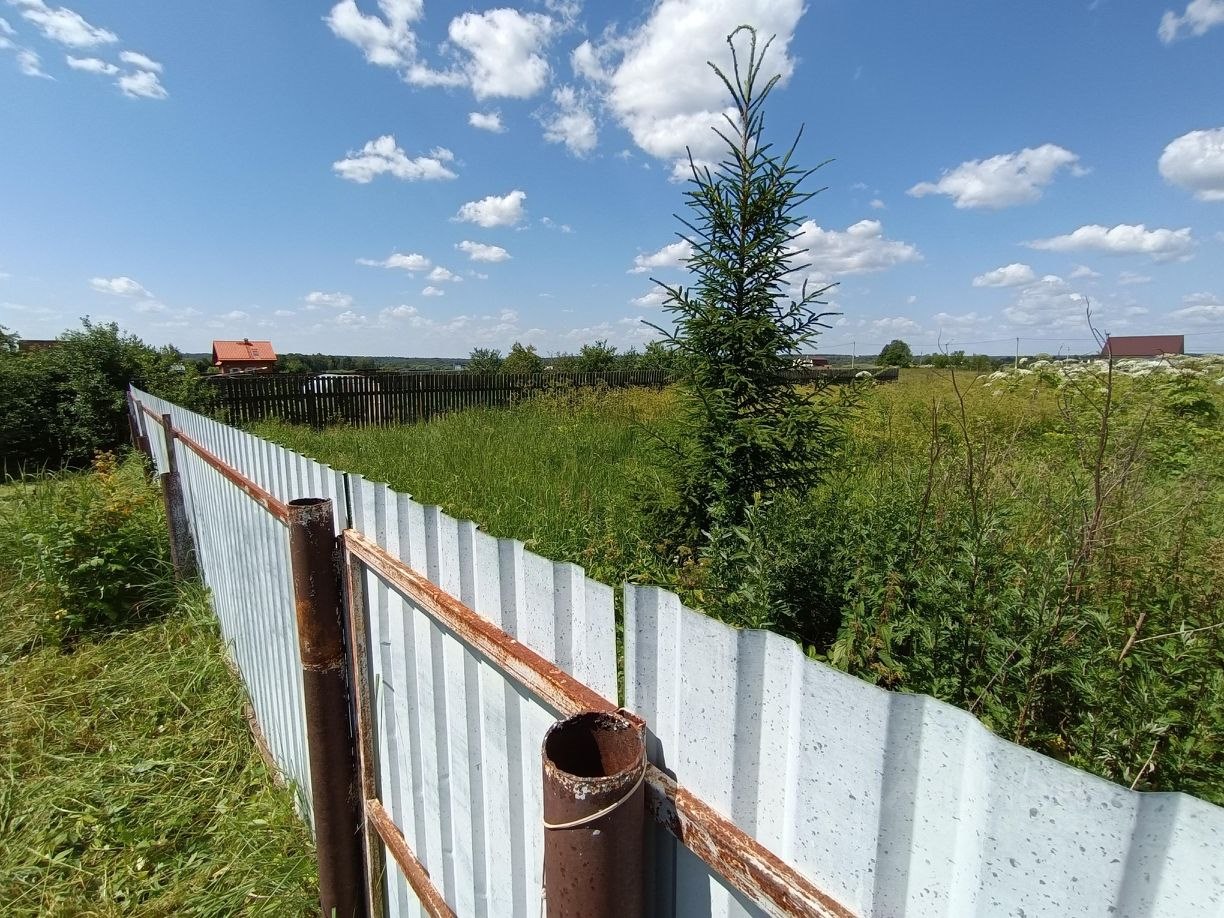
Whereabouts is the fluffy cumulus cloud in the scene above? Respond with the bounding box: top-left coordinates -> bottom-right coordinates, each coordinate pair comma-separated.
972,263 -> 1037,288
325,0 -> 426,69
119,50 -> 161,72
1001,274 -> 1088,328
573,0 -> 804,168
15,47 -> 48,77
357,251 -> 431,272
333,135 -> 457,183
1170,292 -> 1224,324
629,239 -> 692,273
304,291 -> 354,309
421,285 -> 444,297
454,189 -> 527,227
90,275 -> 153,298
66,54 -> 116,74
448,8 -> 555,99
118,68 -> 167,99
1159,127 -> 1224,201
456,240 -> 510,262
1027,223 -> 1196,261
908,144 -> 1081,209
11,0 -> 116,48
871,316 -> 921,336
630,289 -> 669,307
1159,0 -> 1224,42
541,85 -> 597,156
468,110 -> 505,132
1070,264 -> 1101,279
793,220 -> 922,277
427,266 -> 461,283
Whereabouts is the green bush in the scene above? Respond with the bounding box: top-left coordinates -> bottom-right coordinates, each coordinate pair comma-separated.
0,319 -> 210,475
1,453 -> 175,645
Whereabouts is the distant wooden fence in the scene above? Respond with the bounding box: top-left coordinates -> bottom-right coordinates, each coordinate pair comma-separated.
204,367 -> 897,428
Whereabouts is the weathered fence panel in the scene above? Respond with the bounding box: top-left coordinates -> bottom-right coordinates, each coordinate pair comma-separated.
624,585 -> 1224,918
130,386 -> 1222,918
203,368 -> 896,429
347,474 -> 617,916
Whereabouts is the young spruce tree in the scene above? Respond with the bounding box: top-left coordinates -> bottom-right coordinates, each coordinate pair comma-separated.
651,26 -> 845,545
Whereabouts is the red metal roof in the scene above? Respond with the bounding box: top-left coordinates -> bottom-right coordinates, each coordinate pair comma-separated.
212,339 -> 277,362
1100,335 -> 1184,357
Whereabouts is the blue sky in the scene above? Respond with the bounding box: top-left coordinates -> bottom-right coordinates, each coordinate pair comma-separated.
2,0 -> 1223,358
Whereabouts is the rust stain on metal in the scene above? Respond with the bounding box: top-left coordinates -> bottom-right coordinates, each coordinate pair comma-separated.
366,799 -> 456,918
542,711 -> 646,918
343,528 -> 616,719
149,409 -> 291,524
644,766 -> 855,918
342,526 -> 854,918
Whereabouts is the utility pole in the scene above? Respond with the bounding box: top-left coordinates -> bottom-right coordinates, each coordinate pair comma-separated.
851,340 -> 856,369
1015,337 -> 1020,370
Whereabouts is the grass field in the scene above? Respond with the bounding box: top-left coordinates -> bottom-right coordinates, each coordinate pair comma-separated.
257,363 -> 1224,803
0,467 -> 317,916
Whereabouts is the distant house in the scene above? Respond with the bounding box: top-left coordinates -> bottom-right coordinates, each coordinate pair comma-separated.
1100,335 -> 1184,358
795,354 -> 830,368
212,338 -> 277,374
17,339 -> 59,353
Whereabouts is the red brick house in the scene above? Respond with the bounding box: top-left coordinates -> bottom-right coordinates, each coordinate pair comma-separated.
212,338 -> 277,374
1099,335 -> 1184,358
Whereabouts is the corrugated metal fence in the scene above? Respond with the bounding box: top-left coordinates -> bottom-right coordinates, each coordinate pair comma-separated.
130,387 -> 1223,918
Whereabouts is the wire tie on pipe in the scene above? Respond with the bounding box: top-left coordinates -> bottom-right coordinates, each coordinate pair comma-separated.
541,763 -> 646,830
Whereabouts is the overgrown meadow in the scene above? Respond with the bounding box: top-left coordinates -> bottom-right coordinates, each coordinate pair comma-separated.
259,359 -> 1224,804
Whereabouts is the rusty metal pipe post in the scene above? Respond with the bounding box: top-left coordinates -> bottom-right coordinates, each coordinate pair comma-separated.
288,498 -> 367,918
542,710 -> 646,918
158,413 -> 198,580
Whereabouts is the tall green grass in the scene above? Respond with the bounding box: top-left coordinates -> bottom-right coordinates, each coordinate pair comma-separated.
0,457 -> 317,915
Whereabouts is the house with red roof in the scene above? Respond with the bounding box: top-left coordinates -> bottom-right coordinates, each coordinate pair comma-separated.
1099,335 -> 1184,358
212,338 -> 277,374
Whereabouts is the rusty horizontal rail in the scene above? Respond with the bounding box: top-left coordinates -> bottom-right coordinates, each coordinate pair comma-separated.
139,404 -> 290,524
366,799 -> 456,918
343,529 -> 614,720
342,527 -> 855,918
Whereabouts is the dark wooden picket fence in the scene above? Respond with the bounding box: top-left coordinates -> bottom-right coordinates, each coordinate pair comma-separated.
204,367 -> 897,428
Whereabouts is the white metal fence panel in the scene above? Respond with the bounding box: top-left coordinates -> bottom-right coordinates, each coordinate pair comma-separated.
349,474 -> 617,917
625,584 -> 1224,918
131,389 -> 345,821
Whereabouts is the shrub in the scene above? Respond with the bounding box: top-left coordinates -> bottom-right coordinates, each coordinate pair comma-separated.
1,453 -> 175,646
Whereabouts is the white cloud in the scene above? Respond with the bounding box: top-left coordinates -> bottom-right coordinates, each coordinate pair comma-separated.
66,54 -> 116,74
118,68 -> 167,99
1118,271 -> 1152,285
1001,275 -> 1089,328
119,50 -> 161,72
334,309 -> 368,326
1159,127 -> 1224,201
908,144 -> 1081,209
427,266 -> 461,283
90,275 -> 153,298
1159,0 -> 1224,42
13,0 -> 116,48
629,239 -> 692,274
15,47 -> 48,77
541,85 -> 597,156
333,135 -> 457,183
274,309 -> 295,318
219,309 -> 250,321
868,198 -> 885,210
325,0 -> 423,68
575,1 -> 804,166
381,304 -> 419,320
630,289 -> 669,308
871,316 -> 921,336
1170,292 -> 1224,324
422,285 -> 444,297
357,251 -> 431,272
454,189 -> 527,227
0,17 -> 13,37
447,8 -> 555,99
468,110 -> 505,132
793,219 -> 922,276
1070,264 -> 1101,279
1027,223 -> 1195,261
931,310 -> 988,330
457,240 -> 510,262
304,291 -> 354,309
972,263 -> 1037,288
